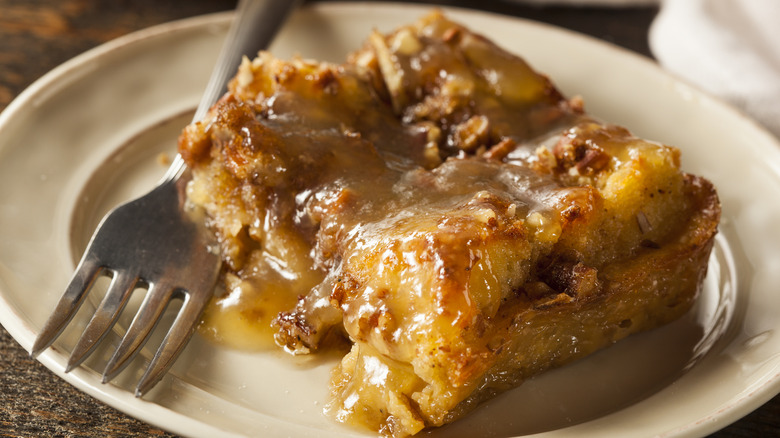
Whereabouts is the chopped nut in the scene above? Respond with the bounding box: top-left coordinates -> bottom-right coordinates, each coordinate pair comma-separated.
575,146 -> 611,174
534,146 -> 557,171
483,137 -> 516,161
473,207 -> 497,225
453,115 -> 489,151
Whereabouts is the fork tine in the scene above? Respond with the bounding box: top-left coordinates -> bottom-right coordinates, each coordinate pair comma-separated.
101,281 -> 173,383
31,257 -> 102,357
65,271 -> 139,373
135,291 -> 211,397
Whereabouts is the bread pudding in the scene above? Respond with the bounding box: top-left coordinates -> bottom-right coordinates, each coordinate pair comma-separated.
177,11 -> 720,437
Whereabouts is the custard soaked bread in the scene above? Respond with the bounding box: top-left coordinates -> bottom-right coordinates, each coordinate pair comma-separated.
178,11 -> 720,437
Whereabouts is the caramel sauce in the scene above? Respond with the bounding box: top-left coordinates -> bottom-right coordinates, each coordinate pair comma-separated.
189,23 -> 586,351
199,252 -> 322,350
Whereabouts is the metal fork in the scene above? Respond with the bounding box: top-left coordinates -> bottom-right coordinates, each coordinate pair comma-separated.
30,0 -> 299,397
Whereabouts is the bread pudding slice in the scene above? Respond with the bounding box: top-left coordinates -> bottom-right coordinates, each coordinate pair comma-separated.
178,11 -> 720,437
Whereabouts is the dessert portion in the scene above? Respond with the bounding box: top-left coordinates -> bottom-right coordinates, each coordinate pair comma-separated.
178,11 -> 720,437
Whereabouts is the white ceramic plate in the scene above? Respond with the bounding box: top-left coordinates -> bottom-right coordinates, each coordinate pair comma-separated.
1,3 -> 779,437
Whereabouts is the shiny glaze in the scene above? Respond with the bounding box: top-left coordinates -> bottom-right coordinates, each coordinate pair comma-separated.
183,13 -> 584,353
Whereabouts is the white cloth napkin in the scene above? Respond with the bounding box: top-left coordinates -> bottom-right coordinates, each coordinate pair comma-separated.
650,0 -> 780,138
506,0 -> 658,5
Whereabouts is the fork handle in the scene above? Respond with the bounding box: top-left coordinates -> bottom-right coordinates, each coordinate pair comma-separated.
164,0 -> 302,183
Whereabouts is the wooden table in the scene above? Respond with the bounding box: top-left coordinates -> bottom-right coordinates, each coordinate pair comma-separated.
0,0 -> 778,436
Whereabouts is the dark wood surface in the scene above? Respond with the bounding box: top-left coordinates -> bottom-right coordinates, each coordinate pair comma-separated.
0,1 -> 778,436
